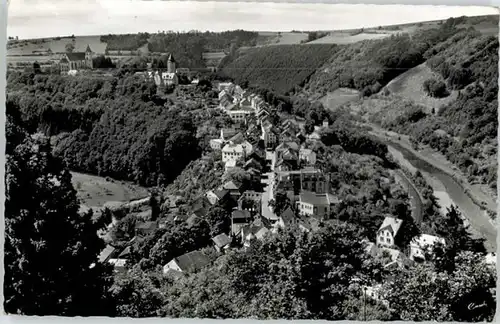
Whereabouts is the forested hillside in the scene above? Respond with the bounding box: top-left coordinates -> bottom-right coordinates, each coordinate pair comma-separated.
6,71 -> 201,187
219,44 -> 337,94
362,24 -> 498,189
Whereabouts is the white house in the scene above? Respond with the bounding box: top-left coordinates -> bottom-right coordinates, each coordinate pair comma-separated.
222,142 -> 253,164
296,191 -> 340,218
209,138 -> 225,150
409,234 -> 446,262
376,216 -> 403,249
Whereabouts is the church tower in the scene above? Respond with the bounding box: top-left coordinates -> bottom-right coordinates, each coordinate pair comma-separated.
167,54 -> 176,73
85,44 -> 93,69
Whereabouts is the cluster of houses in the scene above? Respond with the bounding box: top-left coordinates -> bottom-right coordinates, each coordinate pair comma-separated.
97,80 -> 497,282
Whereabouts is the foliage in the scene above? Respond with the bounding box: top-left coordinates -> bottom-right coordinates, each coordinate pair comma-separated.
306,21 -> 464,95
381,251 -> 496,322
93,55 -> 116,69
219,44 -> 337,94
101,33 -> 150,51
4,103 -> 114,316
6,72 -> 201,187
160,222 -> 384,319
422,78 -> 448,98
128,219 -> 212,271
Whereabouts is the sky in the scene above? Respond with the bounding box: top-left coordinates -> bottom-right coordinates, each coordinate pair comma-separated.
7,0 -> 498,39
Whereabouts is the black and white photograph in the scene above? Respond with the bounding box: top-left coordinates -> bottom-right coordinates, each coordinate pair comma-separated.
3,0 -> 498,321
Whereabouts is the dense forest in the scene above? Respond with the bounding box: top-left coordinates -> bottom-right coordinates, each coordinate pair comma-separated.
218,44 -> 337,94
6,71 -> 201,187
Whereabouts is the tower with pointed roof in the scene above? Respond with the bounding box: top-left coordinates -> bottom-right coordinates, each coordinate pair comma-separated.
85,44 -> 93,69
167,53 -> 176,73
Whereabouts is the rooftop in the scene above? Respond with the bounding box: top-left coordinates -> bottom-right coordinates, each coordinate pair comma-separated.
378,216 -> 403,236
173,250 -> 211,272
212,233 -> 232,248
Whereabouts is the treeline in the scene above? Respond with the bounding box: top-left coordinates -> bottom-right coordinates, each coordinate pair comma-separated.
306,17 -> 470,96
101,33 -> 150,51
218,44 -> 337,94
6,71 -> 201,187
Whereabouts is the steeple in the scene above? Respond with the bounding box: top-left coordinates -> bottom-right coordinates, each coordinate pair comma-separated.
167,53 -> 176,73
85,44 -> 92,53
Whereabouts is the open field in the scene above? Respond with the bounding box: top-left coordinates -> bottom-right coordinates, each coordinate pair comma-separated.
319,88 -> 360,111
257,31 -> 309,45
71,172 -> 150,211
307,32 -> 392,44
383,63 -> 458,113
7,35 -> 107,55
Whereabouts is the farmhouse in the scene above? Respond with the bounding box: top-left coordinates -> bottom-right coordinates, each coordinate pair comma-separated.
59,44 -> 94,73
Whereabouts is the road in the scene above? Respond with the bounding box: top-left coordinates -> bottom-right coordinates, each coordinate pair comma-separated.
394,169 -> 423,225
376,133 -> 497,252
261,150 -> 279,222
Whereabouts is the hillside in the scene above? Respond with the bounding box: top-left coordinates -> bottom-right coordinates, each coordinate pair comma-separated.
218,44 -> 337,94
337,17 -> 498,192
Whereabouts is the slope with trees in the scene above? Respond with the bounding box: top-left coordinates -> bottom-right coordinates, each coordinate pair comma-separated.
4,101 -> 115,316
219,44 -> 337,94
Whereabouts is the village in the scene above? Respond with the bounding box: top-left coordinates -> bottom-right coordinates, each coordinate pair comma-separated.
93,78 -> 497,301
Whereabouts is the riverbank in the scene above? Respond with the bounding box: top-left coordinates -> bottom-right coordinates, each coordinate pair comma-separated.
367,124 -> 496,217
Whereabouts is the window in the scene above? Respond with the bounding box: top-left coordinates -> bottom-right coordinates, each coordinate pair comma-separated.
387,238 -> 392,244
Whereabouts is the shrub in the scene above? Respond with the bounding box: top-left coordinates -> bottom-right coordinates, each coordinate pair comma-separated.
423,78 -> 449,98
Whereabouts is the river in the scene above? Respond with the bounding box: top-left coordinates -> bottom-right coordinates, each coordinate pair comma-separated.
385,140 -> 497,252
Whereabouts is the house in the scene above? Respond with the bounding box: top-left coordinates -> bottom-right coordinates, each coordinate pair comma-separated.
209,138 -> 225,150
226,105 -> 255,124
222,180 -> 243,196
379,247 -> 408,270
225,159 -> 237,171
218,82 -> 235,92
376,216 -> 403,249
241,217 -> 272,249
163,250 -> 211,274
220,128 -> 238,141
244,158 -> 263,171
222,142 -> 253,164
275,158 -> 294,172
228,132 -> 246,145
297,216 -> 321,233
98,245 -> 117,263
135,221 -> 158,236
409,234 -> 446,262
59,44 -> 93,72
206,189 -> 229,205
299,148 -> 317,165
274,207 -> 297,230
212,233 -> 232,252
231,209 -> 252,235
108,258 -> 127,273
261,121 -> 278,149
238,191 -> 262,213
296,191 -> 340,219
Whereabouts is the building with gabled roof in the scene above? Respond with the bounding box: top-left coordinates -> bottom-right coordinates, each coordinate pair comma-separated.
212,233 -> 232,252
297,191 -> 340,219
163,250 -> 211,274
376,216 -> 403,249
231,209 -> 252,235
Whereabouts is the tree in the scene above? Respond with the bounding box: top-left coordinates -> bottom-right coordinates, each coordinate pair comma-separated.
381,251 -> 495,322
268,190 -> 291,216
33,61 -> 41,74
205,206 -> 231,236
65,43 -> 75,53
4,104 -> 114,316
